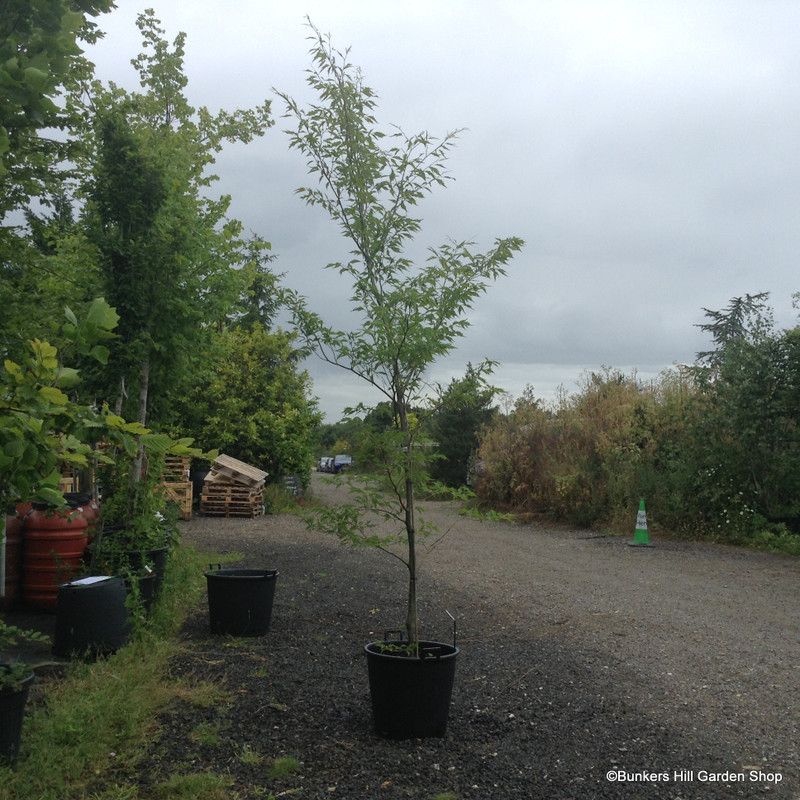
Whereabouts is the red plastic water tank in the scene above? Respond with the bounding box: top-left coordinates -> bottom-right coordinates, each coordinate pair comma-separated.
23,504 -> 88,612
64,493 -> 100,542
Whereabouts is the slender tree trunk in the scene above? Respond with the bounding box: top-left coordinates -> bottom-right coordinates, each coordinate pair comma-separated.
405,475 -> 417,646
127,354 -> 151,519
137,353 -> 150,427
398,389 -> 419,647
114,375 -> 125,416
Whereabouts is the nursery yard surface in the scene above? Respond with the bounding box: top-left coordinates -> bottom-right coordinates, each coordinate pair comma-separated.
133,474 -> 798,799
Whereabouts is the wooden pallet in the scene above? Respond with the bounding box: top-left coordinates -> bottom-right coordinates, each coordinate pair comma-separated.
200,481 -> 264,517
199,500 -> 265,518
208,454 -> 268,487
161,480 -> 193,520
162,456 -> 190,482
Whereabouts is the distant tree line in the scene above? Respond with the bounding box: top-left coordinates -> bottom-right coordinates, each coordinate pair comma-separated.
474,293 -> 800,553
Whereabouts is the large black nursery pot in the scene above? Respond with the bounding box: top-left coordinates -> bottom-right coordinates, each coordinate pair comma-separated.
120,545 -> 169,597
52,576 -> 132,658
365,639 -> 459,739
204,567 -> 278,637
0,668 -> 35,763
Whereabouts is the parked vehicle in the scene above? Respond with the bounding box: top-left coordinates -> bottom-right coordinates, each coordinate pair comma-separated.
333,455 -> 353,473
318,457 -> 334,472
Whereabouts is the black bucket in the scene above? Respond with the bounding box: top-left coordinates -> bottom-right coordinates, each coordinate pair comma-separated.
0,669 -> 34,763
365,640 -> 459,738
52,576 -> 131,657
204,567 -> 278,636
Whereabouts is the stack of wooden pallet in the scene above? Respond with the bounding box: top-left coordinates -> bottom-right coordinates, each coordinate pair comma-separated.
199,454 -> 268,518
159,456 -> 193,520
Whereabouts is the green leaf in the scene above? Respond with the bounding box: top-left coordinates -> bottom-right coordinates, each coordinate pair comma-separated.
38,386 -> 69,405
55,368 -> 81,388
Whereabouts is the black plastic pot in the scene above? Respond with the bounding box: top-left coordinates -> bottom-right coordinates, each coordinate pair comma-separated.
204,567 -> 278,636
0,668 -> 34,763
52,576 -> 131,657
120,546 -> 169,596
365,640 -> 459,738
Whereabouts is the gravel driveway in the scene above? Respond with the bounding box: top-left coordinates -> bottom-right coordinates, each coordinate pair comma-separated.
131,472 -> 799,799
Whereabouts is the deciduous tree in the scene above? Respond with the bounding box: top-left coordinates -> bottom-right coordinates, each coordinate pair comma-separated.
278,24 -> 523,643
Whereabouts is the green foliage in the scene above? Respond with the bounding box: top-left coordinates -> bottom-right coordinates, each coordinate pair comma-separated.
172,326 -> 321,484
0,297 -> 118,510
427,363 -> 499,487
0,1 -> 114,356
475,293 -> 800,552
0,0 -> 112,208
73,10 -> 274,426
278,22 -> 522,642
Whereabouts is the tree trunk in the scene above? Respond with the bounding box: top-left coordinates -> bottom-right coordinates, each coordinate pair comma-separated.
405,475 -> 417,646
127,355 -> 151,519
397,389 -> 418,646
137,353 -> 150,427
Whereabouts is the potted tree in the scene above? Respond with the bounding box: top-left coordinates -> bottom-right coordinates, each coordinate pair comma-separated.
88,421 -> 201,604
278,24 -> 523,738
0,622 -> 48,763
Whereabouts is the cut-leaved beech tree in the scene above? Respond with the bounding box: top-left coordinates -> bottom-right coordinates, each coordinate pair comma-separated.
278,22 -> 523,647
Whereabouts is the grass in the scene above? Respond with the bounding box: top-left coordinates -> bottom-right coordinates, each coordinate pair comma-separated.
0,544 -> 241,799
188,721 -> 226,747
267,756 -> 302,779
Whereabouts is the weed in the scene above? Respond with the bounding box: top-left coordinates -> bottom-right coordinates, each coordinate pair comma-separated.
148,771 -> 234,798
249,665 -> 270,678
268,756 -> 303,779
460,506 -> 515,523
239,744 -> 264,765
189,721 -> 226,747
173,679 -> 232,708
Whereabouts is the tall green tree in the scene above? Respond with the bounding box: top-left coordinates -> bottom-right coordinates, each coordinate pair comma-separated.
428,364 -> 499,487
74,10 -> 273,427
173,326 -> 321,483
0,0 -> 113,359
692,294 -> 800,527
279,24 -> 523,643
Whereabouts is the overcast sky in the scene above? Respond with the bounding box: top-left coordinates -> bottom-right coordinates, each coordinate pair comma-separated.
85,1 -> 800,421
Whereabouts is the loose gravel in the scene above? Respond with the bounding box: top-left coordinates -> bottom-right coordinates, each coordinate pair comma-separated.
128,474 -> 799,799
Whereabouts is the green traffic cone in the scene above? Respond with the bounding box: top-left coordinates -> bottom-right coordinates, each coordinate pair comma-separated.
628,498 -> 653,547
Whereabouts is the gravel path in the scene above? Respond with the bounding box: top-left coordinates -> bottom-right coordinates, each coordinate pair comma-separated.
129,473 -> 799,799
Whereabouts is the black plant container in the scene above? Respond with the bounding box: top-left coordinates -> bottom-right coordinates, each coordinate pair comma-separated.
52,576 -> 131,657
0,669 -> 34,763
204,567 -> 278,636
365,640 -> 459,739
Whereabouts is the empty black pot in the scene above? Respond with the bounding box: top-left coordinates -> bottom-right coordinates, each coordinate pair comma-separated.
204,567 -> 278,636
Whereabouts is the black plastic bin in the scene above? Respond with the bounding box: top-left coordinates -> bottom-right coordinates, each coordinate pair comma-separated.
52,576 -> 131,657
204,567 -> 278,636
